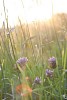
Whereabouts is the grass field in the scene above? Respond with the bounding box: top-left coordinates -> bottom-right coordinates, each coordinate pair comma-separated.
0,13 -> 67,100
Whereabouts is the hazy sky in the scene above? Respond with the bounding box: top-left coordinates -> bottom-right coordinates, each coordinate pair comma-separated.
0,0 -> 67,27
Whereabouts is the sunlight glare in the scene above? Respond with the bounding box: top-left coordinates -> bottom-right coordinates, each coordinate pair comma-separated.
23,0 -> 52,23
0,0 -> 67,27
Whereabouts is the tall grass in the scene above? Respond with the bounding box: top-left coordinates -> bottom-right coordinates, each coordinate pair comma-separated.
0,0 -> 67,100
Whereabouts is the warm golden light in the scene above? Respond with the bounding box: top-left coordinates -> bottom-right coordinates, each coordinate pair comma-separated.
0,0 -> 67,27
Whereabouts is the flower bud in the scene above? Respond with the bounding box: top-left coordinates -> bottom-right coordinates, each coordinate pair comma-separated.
48,57 -> 56,68
16,57 -> 28,69
45,69 -> 53,77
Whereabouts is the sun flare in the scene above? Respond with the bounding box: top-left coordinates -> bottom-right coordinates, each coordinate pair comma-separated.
0,0 -> 67,27
22,0 -> 52,23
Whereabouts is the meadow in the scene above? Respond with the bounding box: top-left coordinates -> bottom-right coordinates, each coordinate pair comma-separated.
0,13 -> 67,100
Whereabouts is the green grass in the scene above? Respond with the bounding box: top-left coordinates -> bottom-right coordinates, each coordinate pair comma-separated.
0,13 -> 67,100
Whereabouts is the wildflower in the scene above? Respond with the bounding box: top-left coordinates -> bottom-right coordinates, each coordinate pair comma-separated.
16,83 -> 32,97
16,57 -> 28,69
33,77 -> 41,85
48,57 -> 56,68
45,69 -> 53,77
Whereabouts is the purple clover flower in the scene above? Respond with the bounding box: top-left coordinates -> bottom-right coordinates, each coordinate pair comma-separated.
16,57 -> 28,68
33,77 -> 41,85
34,77 -> 41,84
45,69 -> 53,77
48,57 -> 56,68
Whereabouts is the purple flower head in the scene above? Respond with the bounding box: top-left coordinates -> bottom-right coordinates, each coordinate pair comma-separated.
34,77 -> 41,84
45,69 -> 53,77
48,57 -> 56,68
16,57 -> 28,67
